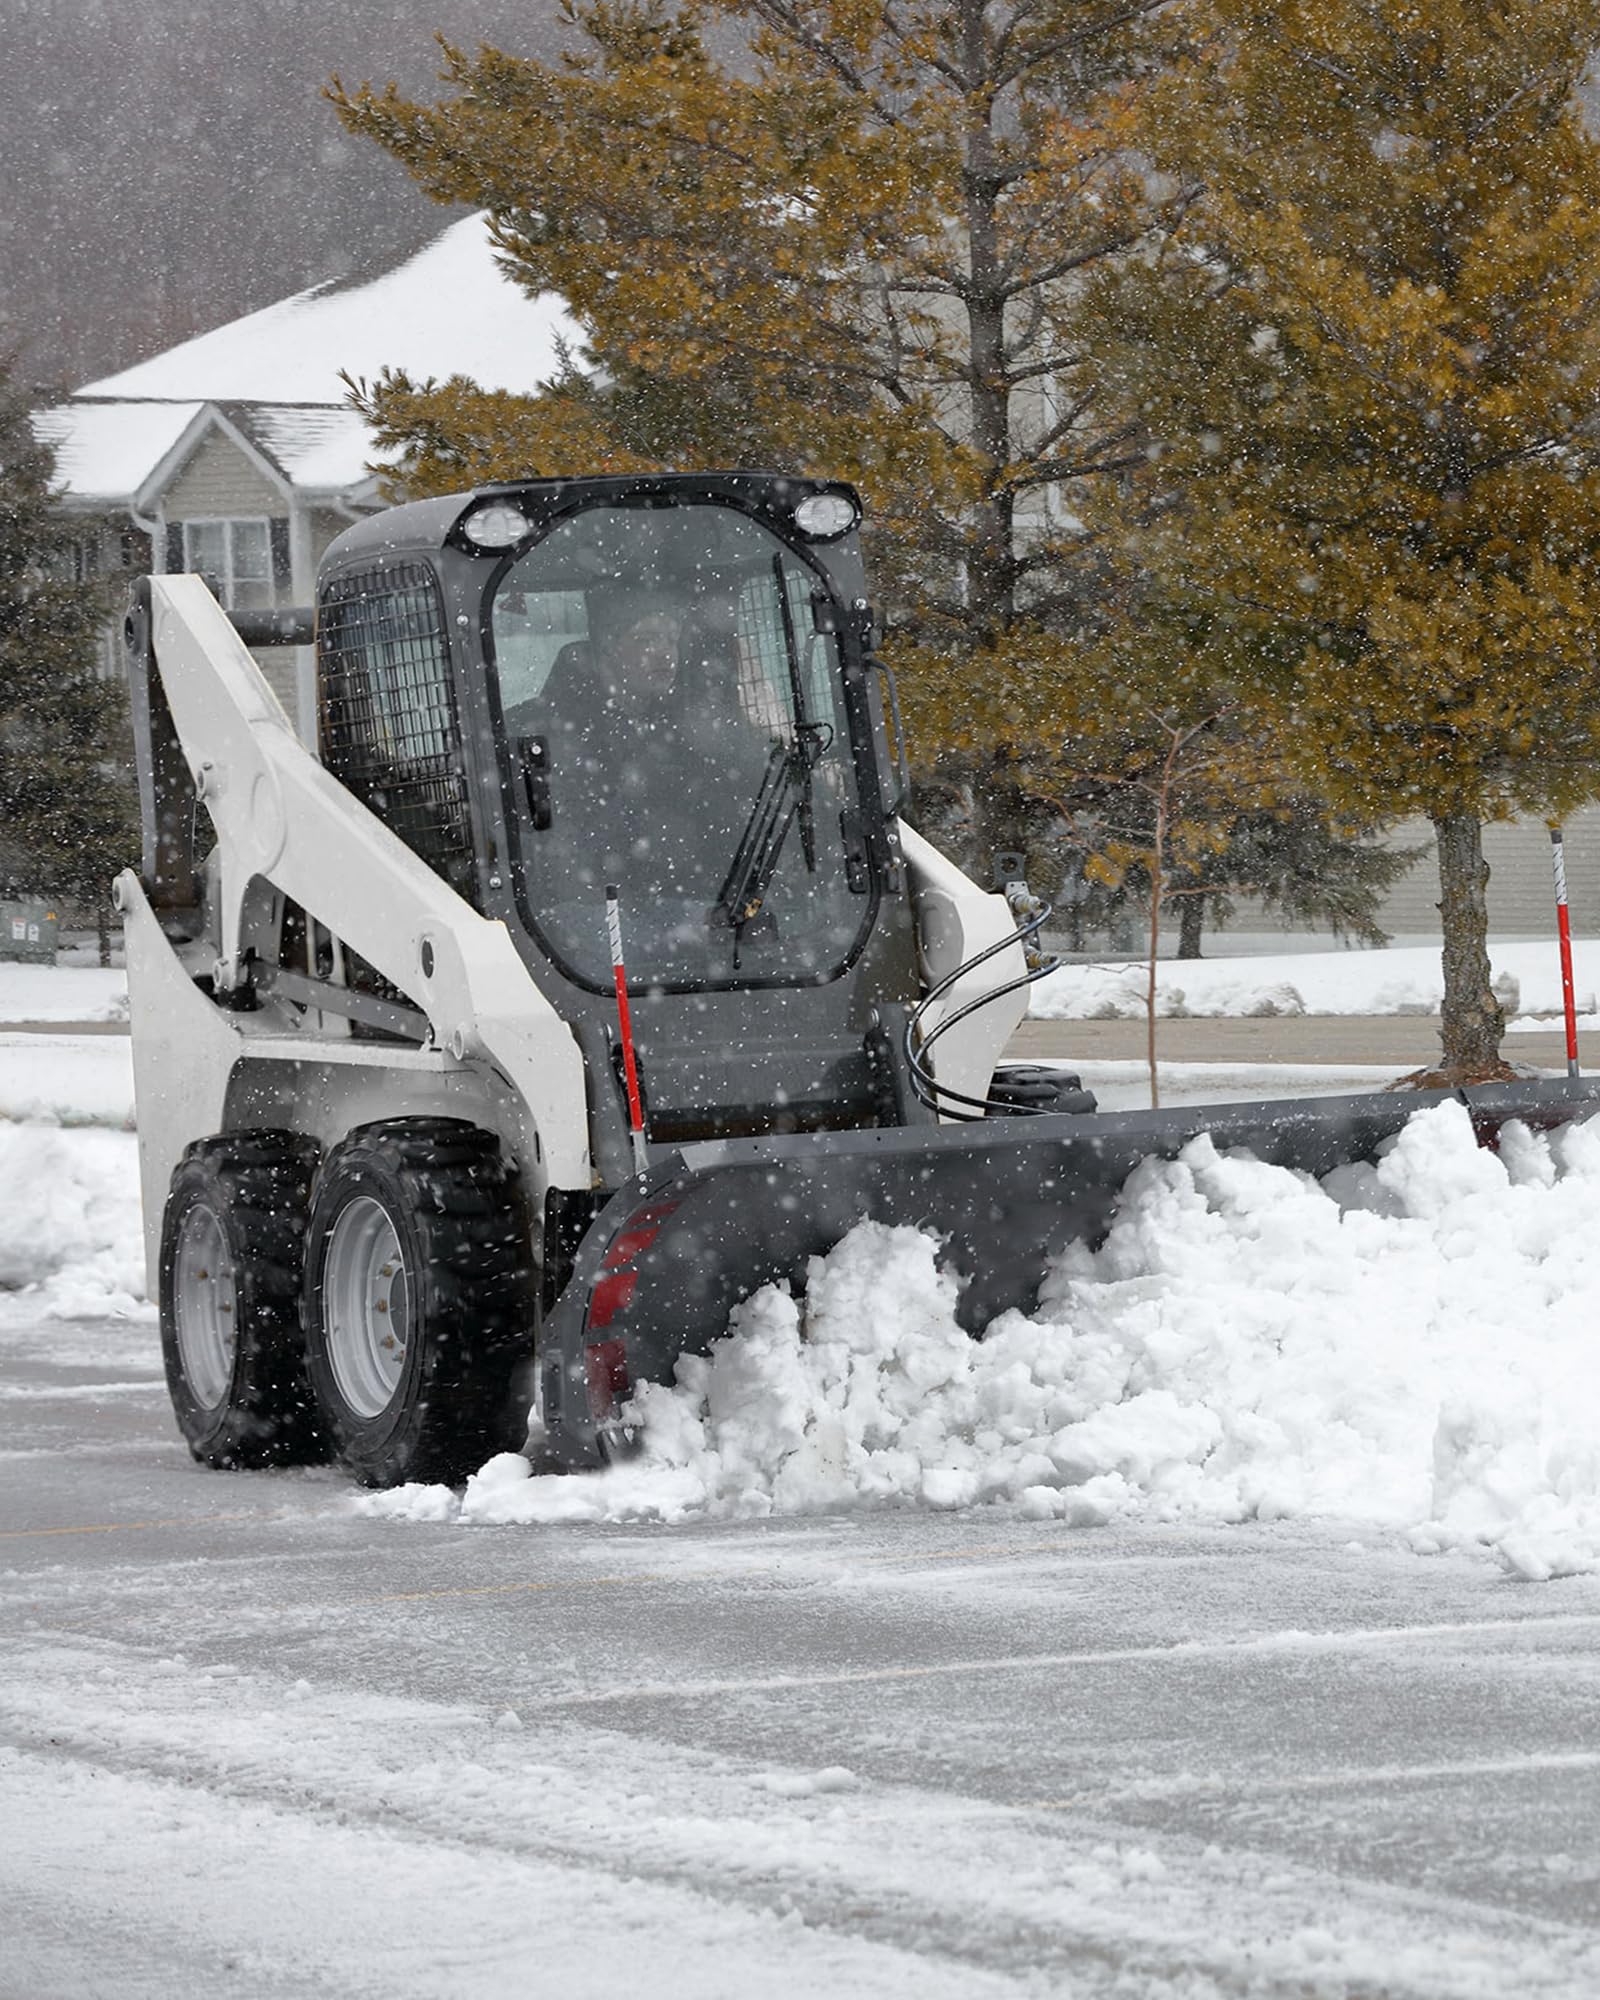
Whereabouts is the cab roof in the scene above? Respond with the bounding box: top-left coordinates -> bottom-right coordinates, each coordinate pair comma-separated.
318,471 -> 862,580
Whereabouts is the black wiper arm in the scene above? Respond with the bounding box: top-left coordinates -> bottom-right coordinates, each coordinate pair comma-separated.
717,722 -> 834,939
716,740 -> 806,936
774,555 -> 821,871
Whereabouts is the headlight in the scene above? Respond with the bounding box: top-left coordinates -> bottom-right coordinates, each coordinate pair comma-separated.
793,491 -> 859,540
461,501 -> 535,549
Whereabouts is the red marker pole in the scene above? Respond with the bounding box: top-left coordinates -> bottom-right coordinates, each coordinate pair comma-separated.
605,886 -> 650,1173
1550,828 -> 1581,1079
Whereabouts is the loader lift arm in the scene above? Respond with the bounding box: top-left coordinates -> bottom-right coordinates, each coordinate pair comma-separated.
121,573 -> 591,1193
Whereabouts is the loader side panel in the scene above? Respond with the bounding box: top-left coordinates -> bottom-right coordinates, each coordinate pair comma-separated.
119,875 -> 244,1295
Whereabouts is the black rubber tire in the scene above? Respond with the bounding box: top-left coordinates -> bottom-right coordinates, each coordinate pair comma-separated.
158,1131 -> 326,1469
302,1119 -> 538,1488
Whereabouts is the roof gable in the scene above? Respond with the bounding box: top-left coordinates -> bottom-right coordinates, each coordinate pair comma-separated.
33,400 -> 205,507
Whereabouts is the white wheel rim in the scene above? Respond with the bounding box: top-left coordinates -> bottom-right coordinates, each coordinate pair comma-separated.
324,1195 -> 411,1420
173,1203 -> 237,1411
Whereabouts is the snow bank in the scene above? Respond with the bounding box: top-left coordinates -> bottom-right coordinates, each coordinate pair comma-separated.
0,965 -> 128,1024
1058,1059 -> 1398,1112
1508,1011 -> 1600,1036
0,1125 -> 148,1318
1031,937 -> 1600,1021
366,1103 -> 1600,1580
0,1035 -> 134,1126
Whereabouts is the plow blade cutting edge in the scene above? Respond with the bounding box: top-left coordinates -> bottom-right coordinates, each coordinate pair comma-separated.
540,1075 -> 1600,1466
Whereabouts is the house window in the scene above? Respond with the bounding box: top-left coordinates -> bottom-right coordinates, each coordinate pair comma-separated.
180,518 -> 276,611
48,531 -> 95,584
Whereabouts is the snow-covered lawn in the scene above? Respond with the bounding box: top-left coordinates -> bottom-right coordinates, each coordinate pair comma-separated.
1032,935 -> 1600,1021
0,963 -> 127,1023
0,1122 -> 146,1318
4,938 -> 1595,1028
0,1032 -> 133,1126
1065,1058 -> 1398,1111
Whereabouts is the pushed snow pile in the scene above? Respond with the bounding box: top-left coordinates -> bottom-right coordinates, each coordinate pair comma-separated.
365,1103 -> 1600,1579
1030,937 -> 1598,1022
0,1125 -> 148,1317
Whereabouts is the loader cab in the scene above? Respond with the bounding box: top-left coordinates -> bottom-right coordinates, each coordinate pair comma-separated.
315,473 -> 921,1157
485,483 -> 888,991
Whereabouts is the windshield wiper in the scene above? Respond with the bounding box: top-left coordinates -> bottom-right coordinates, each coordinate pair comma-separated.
773,557 -> 819,871
716,559 -> 848,957
715,726 -> 830,951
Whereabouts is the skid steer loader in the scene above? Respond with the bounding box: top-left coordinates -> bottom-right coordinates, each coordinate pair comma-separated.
120,471 -> 1600,1486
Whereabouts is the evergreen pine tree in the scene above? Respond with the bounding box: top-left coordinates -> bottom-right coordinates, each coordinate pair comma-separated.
333,7 -> 1410,931
0,372 -> 137,936
1096,0 -> 1600,1076
1167,802 -> 1423,959
329,0 -> 1176,747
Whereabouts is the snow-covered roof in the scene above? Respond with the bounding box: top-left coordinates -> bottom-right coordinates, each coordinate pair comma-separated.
32,399 -> 380,509
77,214 -> 580,405
33,400 -> 205,506
229,405 -> 378,495
35,214 -> 580,512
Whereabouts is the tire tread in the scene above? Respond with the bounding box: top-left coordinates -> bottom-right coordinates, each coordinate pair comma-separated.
159,1129 -> 324,1470
304,1119 -> 537,1488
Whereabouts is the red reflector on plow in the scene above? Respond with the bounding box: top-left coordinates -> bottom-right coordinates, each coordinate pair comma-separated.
602,1200 -> 680,1271
585,1197 -> 681,1334
587,1266 -> 639,1330
585,1338 -> 631,1419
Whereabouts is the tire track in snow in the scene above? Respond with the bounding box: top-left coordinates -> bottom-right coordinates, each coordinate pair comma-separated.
3,1639 -> 1597,2000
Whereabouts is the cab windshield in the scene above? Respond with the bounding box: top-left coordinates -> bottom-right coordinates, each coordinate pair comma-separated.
490,501 -> 872,990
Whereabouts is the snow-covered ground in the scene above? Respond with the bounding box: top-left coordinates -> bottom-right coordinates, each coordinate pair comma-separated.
1066,1057 -> 1398,1110
8,1038 -> 1600,1581
9,1040 -> 1600,1991
370,1101 -> 1600,1583
0,1031 -> 133,1125
1032,936 -> 1600,1022
9,1474 -> 1600,1998
0,1122 -> 145,1317
0,963 -> 127,1023
7,1310 -> 1600,1997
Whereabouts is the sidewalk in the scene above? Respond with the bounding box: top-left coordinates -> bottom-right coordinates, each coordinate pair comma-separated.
2,1019 -> 130,1035
1009,1014 -> 1600,1074
7,1005 -> 1597,1079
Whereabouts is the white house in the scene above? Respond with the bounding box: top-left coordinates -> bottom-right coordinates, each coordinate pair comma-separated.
35,214 -> 578,741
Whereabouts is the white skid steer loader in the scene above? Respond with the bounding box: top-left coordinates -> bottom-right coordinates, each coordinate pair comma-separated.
120,472 -> 1600,1486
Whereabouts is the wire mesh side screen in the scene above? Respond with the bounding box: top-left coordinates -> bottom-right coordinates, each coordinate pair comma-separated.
317,563 -> 478,905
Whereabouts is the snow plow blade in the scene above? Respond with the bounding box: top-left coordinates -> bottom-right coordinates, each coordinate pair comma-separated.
541,1076 -> 1600,1466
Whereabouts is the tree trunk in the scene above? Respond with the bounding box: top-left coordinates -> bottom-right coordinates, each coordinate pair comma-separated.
1432,812 -> 1503,1073
959,0 -> 1015,639
1176,895 -> 1205,960
1146,803 -> 1165,1110
96,901 -> 112,969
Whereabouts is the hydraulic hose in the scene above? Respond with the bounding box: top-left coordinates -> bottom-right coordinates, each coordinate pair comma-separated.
904,899 -> 1065,1120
